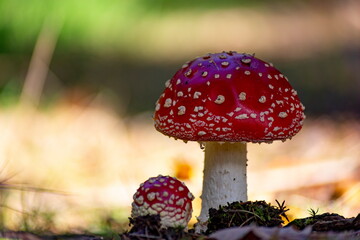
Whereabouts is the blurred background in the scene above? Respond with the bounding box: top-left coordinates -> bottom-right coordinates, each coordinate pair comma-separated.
0,0 -> 359,234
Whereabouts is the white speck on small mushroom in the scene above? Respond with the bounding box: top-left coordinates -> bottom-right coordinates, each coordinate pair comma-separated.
215,95 -> 225,104
235,107 -> 242,112
188,192 -> 194,200
269,84 -> 274,89
164,98 -> 172,107
244,70 -> 251,75
182,63 -> 188,68
259,73 -> 263,77
226,74 -> 232,79
219,54 -> 227,59
198,113 -> 204,117
147,192 -> 156,201
188,87 -> 192,92
236,67 -> 240,70
221,61 -> 229,67
178,106 -> 186,115
135,195 -> 144,205
265,63 -> 270,67
155,104 -> 160,111
176,79 -> 181,85
279,74 -> 284,78
259,96 -> 266,103
207,81 -> 210,86
250,113 -> 257,118
202,71 -> 208,77
215,127 -> 221,131
227,112 -> 234,117
177,91 -> 184,97
241,58 -> 251,64
186,123 -> 191,128
185,69 -> 192,76
239,92 -> 246,101
274,75 -> 279,80
279,112 -> 288,118
176,199 -> 185,206
268,74 -> 272,79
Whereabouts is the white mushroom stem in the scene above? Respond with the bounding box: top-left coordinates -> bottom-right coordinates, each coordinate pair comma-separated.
197,142 -> 248,231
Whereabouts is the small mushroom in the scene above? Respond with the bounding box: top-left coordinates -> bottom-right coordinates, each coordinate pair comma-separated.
153,52 -> 305,231
131,175 -> 194,228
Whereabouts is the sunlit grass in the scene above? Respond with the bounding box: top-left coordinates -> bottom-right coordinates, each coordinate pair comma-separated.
0,102 -> 359,233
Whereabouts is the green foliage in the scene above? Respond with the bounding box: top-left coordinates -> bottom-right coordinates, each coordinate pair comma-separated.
308,208 -> 319,218
0,80 -> 21,107
0,0 -> 273,54
0,0 -> 146,53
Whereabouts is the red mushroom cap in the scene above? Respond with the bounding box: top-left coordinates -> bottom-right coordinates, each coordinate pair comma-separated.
154,52 -> 305,143
131,175 -> 194,228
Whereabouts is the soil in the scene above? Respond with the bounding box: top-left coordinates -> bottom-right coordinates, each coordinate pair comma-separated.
1,201 -> 360,240
286,212 -> 360,232
119,201 -> 360,240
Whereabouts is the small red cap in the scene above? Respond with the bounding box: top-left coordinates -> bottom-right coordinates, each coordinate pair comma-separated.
154,52 -> 305,143
131,175 -> 194,228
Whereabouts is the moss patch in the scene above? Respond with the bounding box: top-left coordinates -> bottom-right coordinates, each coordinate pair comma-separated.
206,200 -> 289,234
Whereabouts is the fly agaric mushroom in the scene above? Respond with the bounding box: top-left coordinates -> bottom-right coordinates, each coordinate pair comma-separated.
131,175 -> 194,228
153,52 -> 305,230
